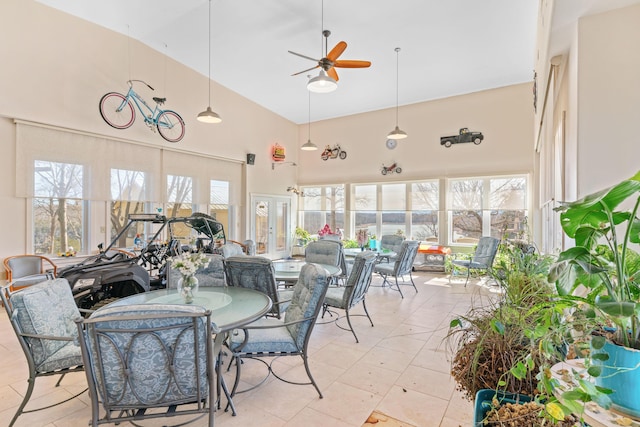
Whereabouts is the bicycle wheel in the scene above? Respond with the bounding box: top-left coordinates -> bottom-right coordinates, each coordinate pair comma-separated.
99,92 -> 135,129
157,110 -> 185,142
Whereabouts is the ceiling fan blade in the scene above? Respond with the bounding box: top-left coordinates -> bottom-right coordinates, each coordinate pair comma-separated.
327,67 -> 339,82
334,60 -> 372,68
326,41 -> 347,61
291,65 -> 320,76
288,50 -> 320,63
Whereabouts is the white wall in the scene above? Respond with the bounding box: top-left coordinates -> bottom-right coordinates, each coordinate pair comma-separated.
577,4 -> 640,195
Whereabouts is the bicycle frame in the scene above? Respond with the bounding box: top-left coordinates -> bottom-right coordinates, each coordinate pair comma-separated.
122,80 -> 162,125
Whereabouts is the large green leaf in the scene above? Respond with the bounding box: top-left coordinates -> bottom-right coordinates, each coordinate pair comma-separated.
596,298 -> 636,317
557,178 -> 640,237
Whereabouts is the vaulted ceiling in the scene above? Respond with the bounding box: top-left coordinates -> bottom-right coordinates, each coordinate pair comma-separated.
36,0 -> 640,124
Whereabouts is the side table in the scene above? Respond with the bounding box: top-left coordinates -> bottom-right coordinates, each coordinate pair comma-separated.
413,244 -> 451,272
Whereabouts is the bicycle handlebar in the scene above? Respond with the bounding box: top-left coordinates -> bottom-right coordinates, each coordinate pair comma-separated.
127,79 -> 154,91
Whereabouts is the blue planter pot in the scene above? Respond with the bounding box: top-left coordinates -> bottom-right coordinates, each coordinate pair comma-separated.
473,389 -> 531,426
592,340 -> 640,418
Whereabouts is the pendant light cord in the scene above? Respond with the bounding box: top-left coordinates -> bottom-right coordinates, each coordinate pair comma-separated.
207,0 -> 212,106
395,47 -> 400,126
308,91 -> 312,140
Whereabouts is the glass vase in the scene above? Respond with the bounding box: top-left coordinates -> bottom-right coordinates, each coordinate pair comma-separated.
177,275 -> 199,304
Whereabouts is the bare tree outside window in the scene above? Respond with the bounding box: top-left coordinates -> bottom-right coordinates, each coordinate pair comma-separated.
33,160 -> 84,255
110,169 -> 146,246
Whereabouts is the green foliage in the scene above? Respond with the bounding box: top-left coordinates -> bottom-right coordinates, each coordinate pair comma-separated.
549,170 -> 640,349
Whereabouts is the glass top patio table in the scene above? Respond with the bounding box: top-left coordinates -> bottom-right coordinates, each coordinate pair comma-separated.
101,287 -> 272,334
272,259 -> 340,283
344,248 -> 396,261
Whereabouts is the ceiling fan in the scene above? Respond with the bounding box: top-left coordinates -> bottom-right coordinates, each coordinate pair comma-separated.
289,30 -> 371,86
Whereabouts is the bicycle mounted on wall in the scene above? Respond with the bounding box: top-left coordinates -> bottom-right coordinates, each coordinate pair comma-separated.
99,80 -> 186,143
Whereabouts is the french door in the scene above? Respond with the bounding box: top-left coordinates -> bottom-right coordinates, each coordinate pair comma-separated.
250,195 -> 291,259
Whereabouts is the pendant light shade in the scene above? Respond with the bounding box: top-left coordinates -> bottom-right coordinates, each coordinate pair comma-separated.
387,47 -> 406,140
301,89 -> 318,150
197,0 -> 221,124
197,106 -> 221,123
307,69 -> 337,93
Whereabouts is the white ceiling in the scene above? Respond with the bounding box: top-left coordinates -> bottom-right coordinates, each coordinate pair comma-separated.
34,0 -> 640,124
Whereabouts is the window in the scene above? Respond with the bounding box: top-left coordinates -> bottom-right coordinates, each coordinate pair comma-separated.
110,169 -> 147,246
33,160 -> 85,255
381,183 -> 407,237
352,184 -> 377,238
411,181 -> 439,242
210,180 -> 230,233
448,175 -> 527,244
299,185 -> 345,236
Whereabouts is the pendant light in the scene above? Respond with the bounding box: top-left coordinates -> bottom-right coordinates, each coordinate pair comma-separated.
197,0 -> 221,124
307,69 -> 337,93
301,89 -> 318,150
387,47 -> 407,140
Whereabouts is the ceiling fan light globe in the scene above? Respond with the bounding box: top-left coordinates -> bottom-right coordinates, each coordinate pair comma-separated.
197,106 -> 222,123
307,70 -> 337,93
301,139 -> 318,151
387,126 -> 408,140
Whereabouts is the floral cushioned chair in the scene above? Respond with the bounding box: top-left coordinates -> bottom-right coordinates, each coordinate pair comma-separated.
0,278 -> 85,427
227,263 -> 329,398
75,304 -> 215,427
322,251 -> 378,342
373,240 -> 420,298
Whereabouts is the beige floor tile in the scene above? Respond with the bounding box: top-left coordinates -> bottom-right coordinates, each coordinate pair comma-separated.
283,407 -> 356,427
376,385 -> 450,427
308,382 -> 381,426
396,364 -> 457,398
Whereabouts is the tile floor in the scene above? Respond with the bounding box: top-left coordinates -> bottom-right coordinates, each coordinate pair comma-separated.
0,272 -> 494,427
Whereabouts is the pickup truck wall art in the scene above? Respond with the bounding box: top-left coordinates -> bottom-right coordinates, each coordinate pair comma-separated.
440,128 -> 484,147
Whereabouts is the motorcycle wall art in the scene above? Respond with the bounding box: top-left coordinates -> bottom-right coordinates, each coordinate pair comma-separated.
321,144 -> 347,161
381,162 -> 402,175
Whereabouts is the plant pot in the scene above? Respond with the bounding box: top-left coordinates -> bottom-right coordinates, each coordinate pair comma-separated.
473,389 -> 532,426
592,340 -> 640,418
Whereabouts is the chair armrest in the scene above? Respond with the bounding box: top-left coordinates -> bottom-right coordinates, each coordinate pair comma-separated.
20,332 -> 76,341
241,315 -> 315,330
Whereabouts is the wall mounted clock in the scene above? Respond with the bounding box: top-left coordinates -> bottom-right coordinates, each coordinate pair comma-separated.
386,139 -> 397,150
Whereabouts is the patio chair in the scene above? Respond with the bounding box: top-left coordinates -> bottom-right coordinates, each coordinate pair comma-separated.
75,304 -> 215,427
223,255 -> 292,318
373,240 -> 420,298
1,278 -> 85,427
3,254 -> 57,290
450,236 -> 500,286
227,263 -> 329,398
305,239 -> 347,285
379,234 -> 405,263
322,251 -> 377,342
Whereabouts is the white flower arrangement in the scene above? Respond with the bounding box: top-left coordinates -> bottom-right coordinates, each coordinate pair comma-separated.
171,252 -> 210,277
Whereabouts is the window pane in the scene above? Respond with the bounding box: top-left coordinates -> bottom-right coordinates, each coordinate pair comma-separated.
326,185 -> 344,212
33,160 -> 85,255
354,211 -> 376,238
354,185 -> 376,210
490,177 -> 526,209
451,210 -> 482,243
110,169 -> 147,243
412,211 -> 439,242
301,187 -> 321,210
34,160 -> 83,198
301,211 -> 323,236
491,210 -> 527,240
381,184 -> 405,210
412,181 -> 439,210
166,175 -> 192,218
450,179 -> 482,210
33,198 -> 85,255
210,180 -> 229,233
381,212 -> 406,237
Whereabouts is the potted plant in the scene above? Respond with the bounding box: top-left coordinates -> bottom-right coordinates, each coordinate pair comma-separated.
447,242 -> 578,425
548,170 -> 640,417
294,227 -> 311,246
